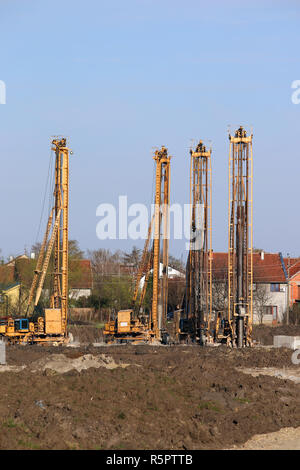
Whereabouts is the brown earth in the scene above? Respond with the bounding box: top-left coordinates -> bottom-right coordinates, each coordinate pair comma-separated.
0,335 -> 300,450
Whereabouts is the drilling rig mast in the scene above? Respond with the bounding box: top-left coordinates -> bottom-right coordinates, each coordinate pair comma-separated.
180,141 -> 212,344
228,126 -> 253,348
0,137 -> 71,344
152,146 -> 171,341
49,137 -> 70,336
104,146 -> 171,344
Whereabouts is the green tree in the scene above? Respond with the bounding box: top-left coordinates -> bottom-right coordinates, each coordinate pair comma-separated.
122,246 -> 141,268
88,248 -> 131,311
69,240 -> 84,259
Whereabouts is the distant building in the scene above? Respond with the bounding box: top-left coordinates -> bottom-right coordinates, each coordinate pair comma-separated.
1,254 -> 93,302
211,251 -> 300,324
5,254 -> 29,267
119,264 -> 136,276
139,263 -> 184,289
69,259 -> 93,300
0,283 -> 21,314
284,258 -> 300,306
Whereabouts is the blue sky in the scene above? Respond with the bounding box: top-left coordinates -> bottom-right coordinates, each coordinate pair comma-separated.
0,0 -> 299,261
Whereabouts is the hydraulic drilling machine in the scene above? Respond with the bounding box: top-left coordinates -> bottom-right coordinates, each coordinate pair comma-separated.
104,146 -> 171,344
0,138 -> 71,344
177,141 -> 212,344
215,126 -> 253,347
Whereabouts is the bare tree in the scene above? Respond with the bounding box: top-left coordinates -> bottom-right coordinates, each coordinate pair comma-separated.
211,275 -> 228,314
253,283 -> 271,324
122,246 -> 141,268
168,277 -> 185,312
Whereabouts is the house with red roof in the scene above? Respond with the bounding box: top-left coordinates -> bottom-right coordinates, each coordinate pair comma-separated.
1,255 -> 93,302
211,251 -> 297,324
284,258 -> 300,307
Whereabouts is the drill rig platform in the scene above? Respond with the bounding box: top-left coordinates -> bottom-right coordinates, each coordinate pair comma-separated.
104,309 -> 155,344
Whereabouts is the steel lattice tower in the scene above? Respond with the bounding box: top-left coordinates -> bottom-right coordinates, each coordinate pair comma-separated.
185,141 -> 212,344
228,126 -> 253,348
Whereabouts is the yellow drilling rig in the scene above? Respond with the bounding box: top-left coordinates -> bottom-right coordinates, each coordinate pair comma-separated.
104,146 -> 171,344
214,126 -> 253,347
0,137 -> 71,344
177,141 -> 212,345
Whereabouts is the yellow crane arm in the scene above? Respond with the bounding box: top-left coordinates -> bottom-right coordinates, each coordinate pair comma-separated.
34,208 -> 62,307
26,208 -> 54,315
132,215 -> 154,306
138,249 -> 153,310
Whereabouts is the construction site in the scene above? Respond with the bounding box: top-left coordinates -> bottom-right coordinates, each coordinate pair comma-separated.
1,0 -> 300,455
0,125 -> 299,452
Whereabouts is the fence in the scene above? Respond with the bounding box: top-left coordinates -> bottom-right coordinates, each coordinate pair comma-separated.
68,308 -> 111,323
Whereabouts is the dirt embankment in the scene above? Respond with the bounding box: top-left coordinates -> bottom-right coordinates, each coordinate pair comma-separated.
0,344 -> 299,450
253,324 -> 300,345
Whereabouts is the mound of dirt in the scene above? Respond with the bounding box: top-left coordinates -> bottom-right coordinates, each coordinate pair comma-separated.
0,365 -> 25,373
28,353 -> 129,374
229,426 -> 300,450
237,366 -> 300,384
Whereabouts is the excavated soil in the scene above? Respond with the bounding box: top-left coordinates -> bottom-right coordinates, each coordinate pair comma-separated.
0,339 -> 300,450
229,426 -> 300,450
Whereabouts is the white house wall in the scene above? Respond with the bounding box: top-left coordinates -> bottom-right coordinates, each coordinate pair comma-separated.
253,283 -> 287,324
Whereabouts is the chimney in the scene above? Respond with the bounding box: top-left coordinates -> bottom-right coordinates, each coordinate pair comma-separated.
260,251 -> 264,261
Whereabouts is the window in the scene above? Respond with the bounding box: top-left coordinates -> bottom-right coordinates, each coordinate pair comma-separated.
264,306 -> 278,319
270,283 -> 280,292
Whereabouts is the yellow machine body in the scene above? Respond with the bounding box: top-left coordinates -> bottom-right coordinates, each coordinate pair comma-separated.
117,310 -> 132,334
104,309 -> 154,344
44,309 -> 62,335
